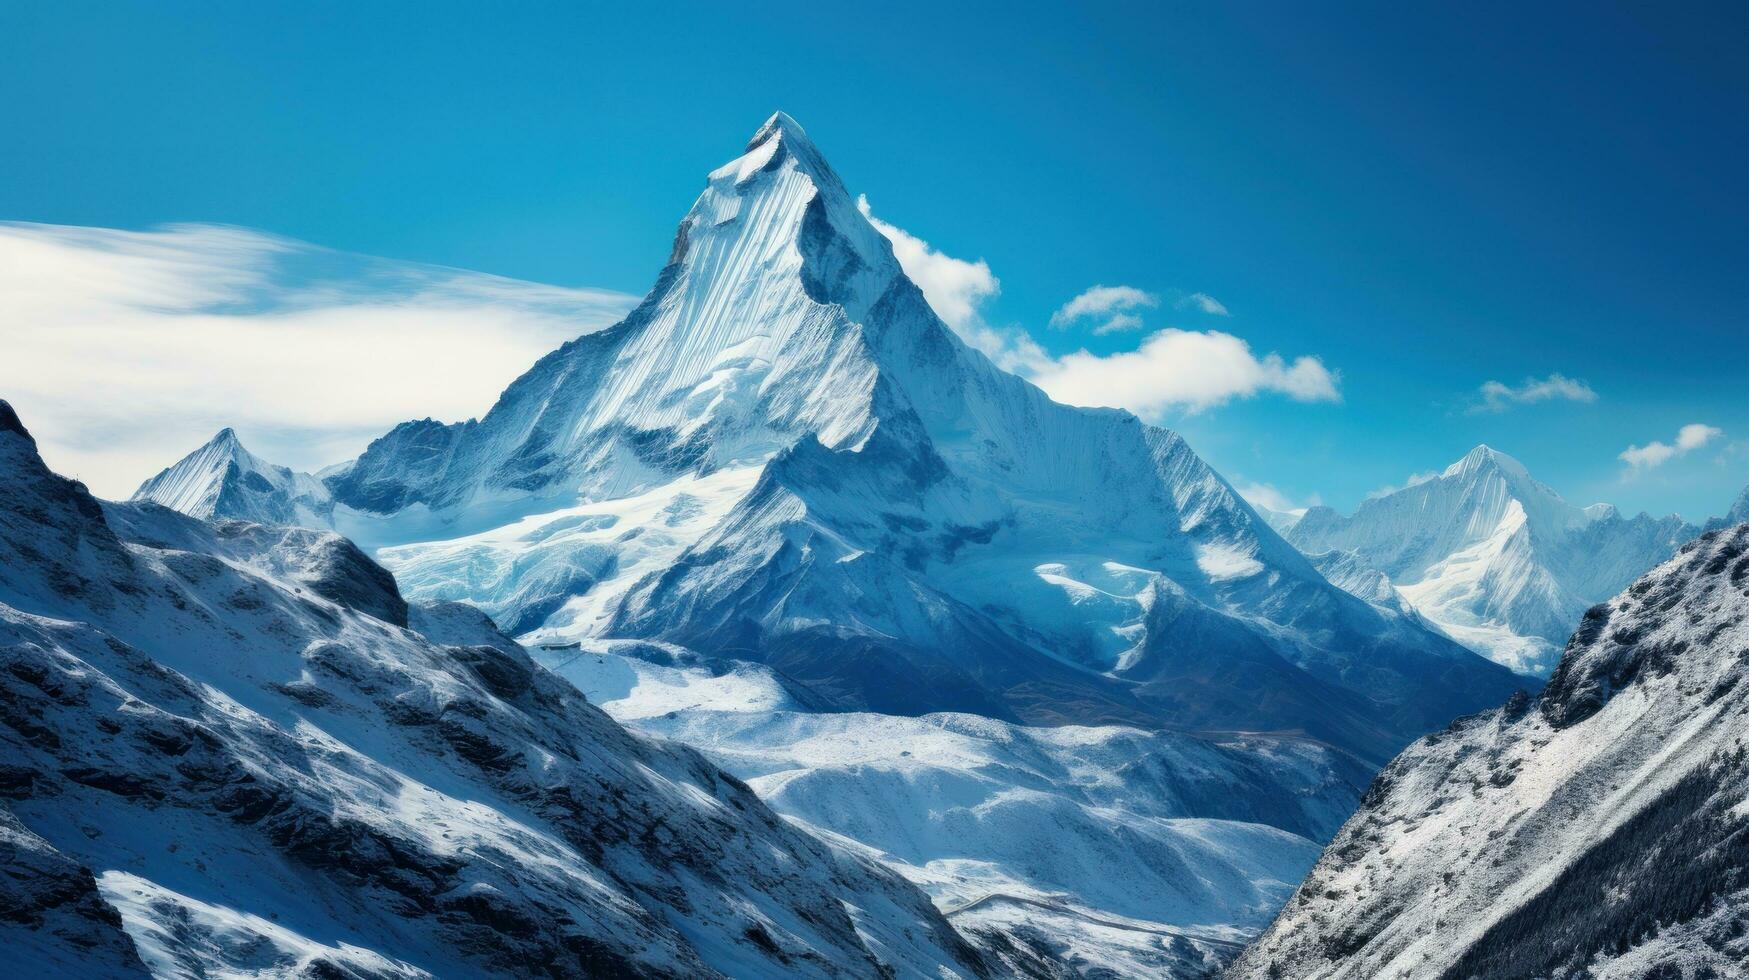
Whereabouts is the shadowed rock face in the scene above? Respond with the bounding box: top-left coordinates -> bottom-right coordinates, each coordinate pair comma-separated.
1229,523 -> 1749,980
0,399 -> 997,978
0,807 -> 151,978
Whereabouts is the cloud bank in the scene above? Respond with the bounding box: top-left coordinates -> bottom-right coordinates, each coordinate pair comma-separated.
1619,423 -> 1724,470
0,221 -> 637,497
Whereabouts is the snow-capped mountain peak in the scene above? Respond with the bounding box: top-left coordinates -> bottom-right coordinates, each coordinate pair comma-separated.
309,113 -> 1520,764
133,427 -> 333,527
1290,444 -> 1698,675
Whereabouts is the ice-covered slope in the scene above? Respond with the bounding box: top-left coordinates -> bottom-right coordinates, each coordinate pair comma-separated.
133,427 -> 334,527
546,643 -> 1372,977
320,113 -> 1516,763
1289,445 -> 1698,675
0,400 -> 992,978
1229,522 -> 1749,980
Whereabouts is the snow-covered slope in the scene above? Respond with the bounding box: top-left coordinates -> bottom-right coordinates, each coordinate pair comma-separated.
1229,522 -> 1749,979
133,427 -> 334,527
315,112 -> 1516,764
545,643 -> 1371,977
1289,445 -> 1698,675
0,400 -> 994,978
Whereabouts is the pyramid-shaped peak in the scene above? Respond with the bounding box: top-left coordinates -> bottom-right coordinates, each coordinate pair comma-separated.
1445,444 -> 1530,481
748,110 -> 812,152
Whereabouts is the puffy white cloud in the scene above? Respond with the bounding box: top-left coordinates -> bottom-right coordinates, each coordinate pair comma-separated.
856,196 -> 999,334
1175,291 -> 1230,316
0,221 -> 637,498
1049,284 -> 1158,328
853,207 -> 1338,420
1619,423 -> 1723,469
1030,328 -> 1340,417
1474,373 -> 1598,413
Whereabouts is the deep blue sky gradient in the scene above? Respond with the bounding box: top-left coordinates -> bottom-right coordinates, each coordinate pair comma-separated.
5,1 -> 1745,519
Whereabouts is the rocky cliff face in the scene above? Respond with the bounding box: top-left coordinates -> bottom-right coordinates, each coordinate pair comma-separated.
1229,522 -> 1749,980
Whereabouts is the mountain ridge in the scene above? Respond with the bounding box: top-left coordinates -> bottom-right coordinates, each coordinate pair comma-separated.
293,112 -> 1521,763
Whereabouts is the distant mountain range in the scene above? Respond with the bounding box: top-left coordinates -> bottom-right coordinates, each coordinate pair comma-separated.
1284,445 -> 1707,676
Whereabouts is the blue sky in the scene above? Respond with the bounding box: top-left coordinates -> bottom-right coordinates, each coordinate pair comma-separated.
4,2 -> 1745,520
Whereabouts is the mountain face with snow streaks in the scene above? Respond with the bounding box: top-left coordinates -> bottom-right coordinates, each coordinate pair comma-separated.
1289,445 -> 1699,675
0,400 -> 993,978
1228,521 -> 1749,980
133,427 -> 335,527
296,113 -> 1519,764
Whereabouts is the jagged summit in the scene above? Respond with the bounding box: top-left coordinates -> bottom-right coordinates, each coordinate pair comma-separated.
133,428 -> 332,527
747,110 -> 809,152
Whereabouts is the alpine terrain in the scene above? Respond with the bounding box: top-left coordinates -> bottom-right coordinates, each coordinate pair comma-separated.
1287,445 -> 1699,676
142,113 -> 1519,766
1230,521 -> 1749,979
0,400 -> 993,978
115,113 -> 1532,975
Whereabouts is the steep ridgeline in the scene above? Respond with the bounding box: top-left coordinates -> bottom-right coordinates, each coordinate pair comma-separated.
0,401 -> 996,978
1705,481 -> 1749,532
303,113 -> 1516,764
1288,445 -> 1698,676
1229,522 -> 1749,980
134,427 -> 334,527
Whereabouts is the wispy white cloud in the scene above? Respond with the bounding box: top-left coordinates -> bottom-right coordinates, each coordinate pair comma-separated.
1473,373 -> 1598,413
857,196 -> 999,335
1619,423 -> 1724,470
0,221 -> 637,497
1091,313 -> 1146,335
1030,329 -> 1340,416
1175,291 -> 1230,316
1049,284 -> 1158,329
1367,470 -> 1440,499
